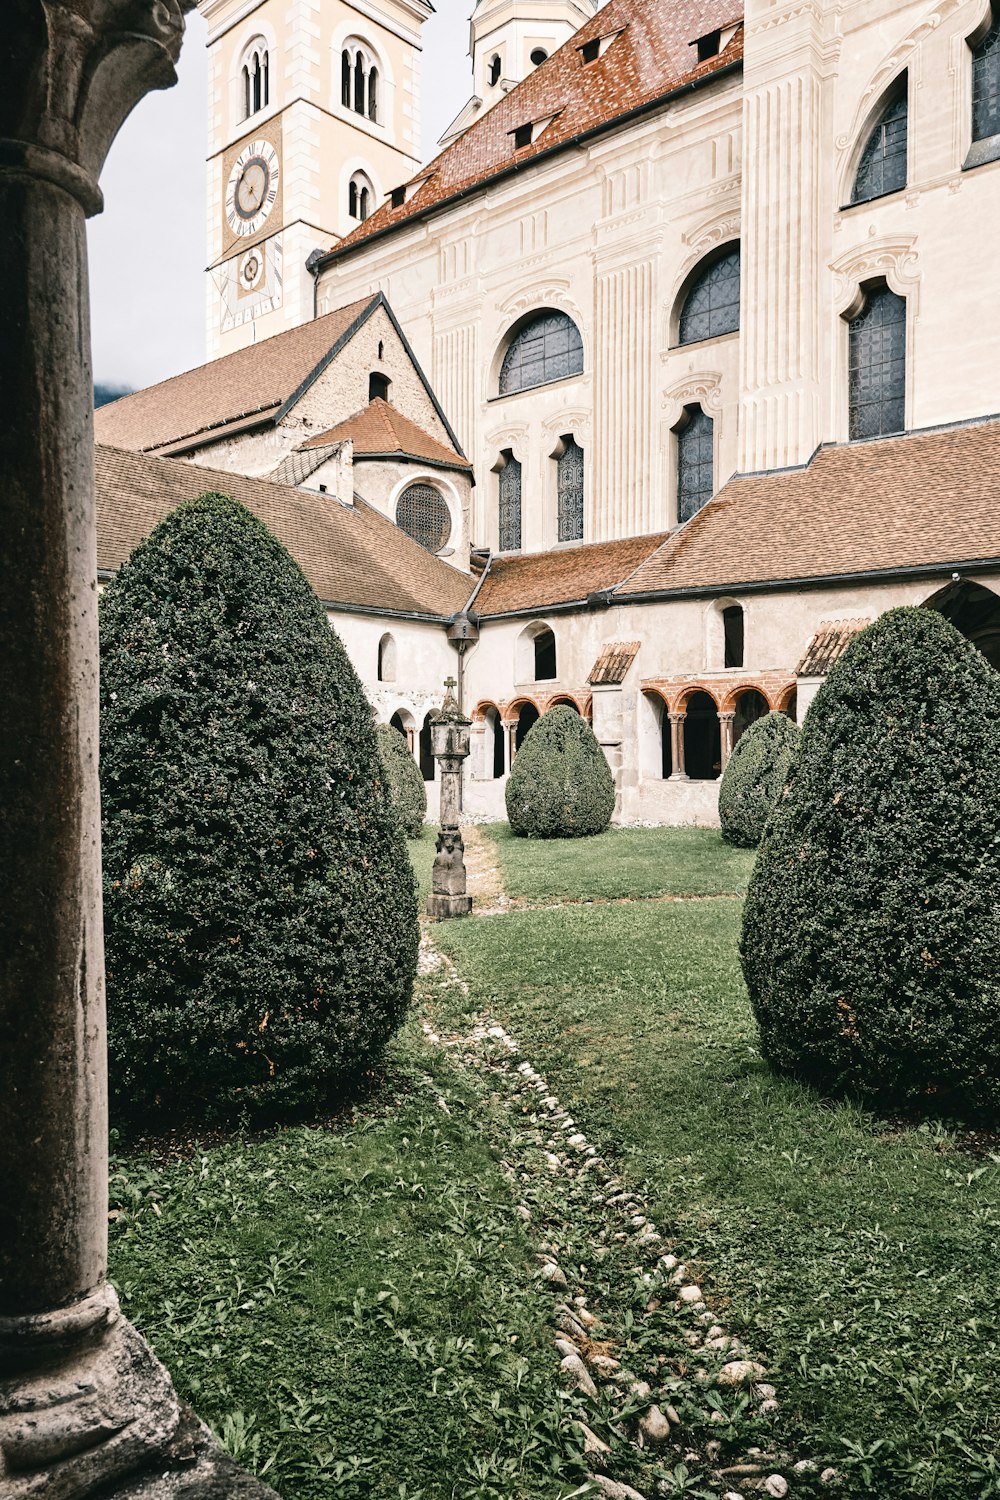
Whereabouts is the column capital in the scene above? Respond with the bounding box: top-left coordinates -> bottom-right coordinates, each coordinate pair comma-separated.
667,709 -> 687,723
718,710 -> 736,723
1,1 -> 196,215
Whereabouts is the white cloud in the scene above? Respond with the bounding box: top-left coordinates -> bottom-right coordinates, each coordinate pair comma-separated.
88,1 -> 470,391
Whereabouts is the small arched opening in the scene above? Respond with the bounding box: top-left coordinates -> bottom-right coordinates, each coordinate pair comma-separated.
515,621 -> 557,683
515,702 -> 540,751
733,688 -> 769,747
484,705 -> 505,778
778,685 -> 798,723
377,632 -> 396,682
390,708 -> 416,755
923,579 -> 1000,669
419,713 -> 435,782
683,691 -> 721,781
369,371 -> 391,402
488,53 -> 501,86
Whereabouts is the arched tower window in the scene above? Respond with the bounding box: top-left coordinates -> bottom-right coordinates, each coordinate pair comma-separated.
488,54 -> 501,86
678,246 -> 740,345
973,10 -> 1000,142
348,171 -> 374,222
851,87 -> 907,204
530,47 -> 548,65
497,450 -> 522,552
342,42 -> 379,123
676,405 -> 714,523
240,39 -> 269,120
395,483 -> 451,553
555,434 -> 584,542
377,633 -> 396,682
848,284 -> 906,440
498,310 -> 583,395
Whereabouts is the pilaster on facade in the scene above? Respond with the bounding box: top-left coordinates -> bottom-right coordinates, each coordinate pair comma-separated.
593,254 -> 658,543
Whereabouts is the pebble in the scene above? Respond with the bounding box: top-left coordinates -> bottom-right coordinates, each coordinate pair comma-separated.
516,1204 -> 531,1221
589,1354 -> 621,1376
554,1337 -> 577,1360
820,1469 -> 840,1487
560,1352 -> 598,1399
721,1493 -> 746,1500
577,1421 -> 611,1457
629,1378 -> 652,1400
718,1360 -> 768,1387
638,1404 -> 672,1447
592,1478 -> 649,1500
760,1399 -> 780,1416
664,1404 -> 681,1426
540,1262 -> 568,1288
765,1478 -> 788,1498
678,1284 -> 703,1304
557,1308 -> 589,1340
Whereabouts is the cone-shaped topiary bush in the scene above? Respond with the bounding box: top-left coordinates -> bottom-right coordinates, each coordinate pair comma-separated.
100,493 -> 418,1125
740,606 -> 1000,1117
505,705 -> 615,838
718,710 -> 799,848
376,722 -> 426,838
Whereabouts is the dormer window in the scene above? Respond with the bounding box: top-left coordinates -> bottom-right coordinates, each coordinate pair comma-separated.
580,36 -> 600,62
696,29 -> 721,61
390,185 -> 406,207
513,122 -> 533,148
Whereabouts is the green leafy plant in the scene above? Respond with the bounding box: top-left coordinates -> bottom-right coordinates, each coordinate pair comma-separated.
505,706 -> 615,839
100,492 -> 418,1125
740,605 -> 1000,1116
376,722 -> 427,838
717,710 -> 799,848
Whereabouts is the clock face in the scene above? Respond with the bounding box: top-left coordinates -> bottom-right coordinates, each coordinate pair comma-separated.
225,139 -> 280,239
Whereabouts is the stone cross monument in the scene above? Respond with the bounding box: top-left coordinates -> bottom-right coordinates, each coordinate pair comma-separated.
0,6 -> 278,1495
427,678 -> 473,919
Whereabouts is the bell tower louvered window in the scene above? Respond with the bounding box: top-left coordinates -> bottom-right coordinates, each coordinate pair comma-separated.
498,450 -> 522,552
396,483 -> 451,553
556,436 -> 584,542
678,248 -> 740,345
848,285 -> 906,440
851,90 -> 907,204
676,406 -> 714,523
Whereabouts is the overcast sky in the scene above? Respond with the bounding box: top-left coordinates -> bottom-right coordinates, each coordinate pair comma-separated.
87,3 -> 471,392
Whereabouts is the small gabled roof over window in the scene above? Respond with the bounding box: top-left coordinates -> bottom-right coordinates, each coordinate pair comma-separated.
796,620 -> 872,676
509,112 -> 560,150
589,641 -> 641,685
578,27 -> 625,63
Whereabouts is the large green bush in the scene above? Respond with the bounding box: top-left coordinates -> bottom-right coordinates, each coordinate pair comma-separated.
505,705 -> 615,838
376,721 -> 426,837
718,710 -> 799,848
740,606 -> 1000,1117
100,492 -> 418,1125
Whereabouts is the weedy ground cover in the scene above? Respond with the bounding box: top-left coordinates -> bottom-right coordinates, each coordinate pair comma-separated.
433,851 -> 1000,1500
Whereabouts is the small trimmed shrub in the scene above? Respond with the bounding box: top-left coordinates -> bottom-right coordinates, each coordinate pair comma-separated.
376,722 -> 426,837
506,705 -> 615,838
100,493 -> 418,1125
740,606 -> 1000,1117
718,710 -> 799,848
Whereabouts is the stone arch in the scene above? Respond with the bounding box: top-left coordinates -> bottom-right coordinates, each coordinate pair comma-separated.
731,686 -> 769,747
776,682 -> 798,720
923,578 -> 1000,669
418,712 -> 436,782
640,689 -> 671,779
389,706 -> 416,754
515,620 -> 557,683
548,693 -> 581,713
492,307 -> 584,397
484,703 -> 506,778
514,701 -> 541,751
682,689 -> 722,781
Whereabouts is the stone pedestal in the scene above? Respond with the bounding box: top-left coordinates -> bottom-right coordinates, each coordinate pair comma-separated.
426,691 -> 473,921
0,7 -> 278,1497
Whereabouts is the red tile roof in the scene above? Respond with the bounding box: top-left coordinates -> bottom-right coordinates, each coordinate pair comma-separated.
619,419 -> 1000,598
95,445 -> 472,619
589,640 -> 641,684
94,297 -> 377,455
474,533 -> 669,617
796,620 -> 871,676
304,399 -> 472,469
322,0 -> 743,263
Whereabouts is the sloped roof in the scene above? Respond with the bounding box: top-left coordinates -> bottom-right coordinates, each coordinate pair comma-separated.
474,533 -> 669,617
620,418 -> 1000,598
303,398 -> 473,469
322,0 -> 743,263
589,640 -> 641,684
95,445 -> 472,619
796,620 -> 871,676
94,297 -> 377,455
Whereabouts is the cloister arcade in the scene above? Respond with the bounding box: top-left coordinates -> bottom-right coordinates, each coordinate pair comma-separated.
469,691 -> 592,779
641,677 -> 796,782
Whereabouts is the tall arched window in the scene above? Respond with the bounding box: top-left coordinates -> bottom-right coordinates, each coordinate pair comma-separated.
851,87 -> 907,204
555,435 -> 584,542
723,604 -> 744,668
342,42 -> 378,122
676,405 -> 714,523
848,284 -> 906,440
498,450 -> 522,551
348,172 -> 374,221
498,311 -> 583,395
396,483 -> 451,553
678,247 -> 740,344
488,54 -> 502,86
973,11 -> 1000,143
377,633 -> 396,682
241,40 -> 269,120
534,629 -> 556,680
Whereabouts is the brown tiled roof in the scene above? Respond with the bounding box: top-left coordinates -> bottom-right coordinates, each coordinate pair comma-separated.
589,641 -> 641,684
303,399 -> 472,469
620,419 -> 1000,597
796,620 -> 871,676
475,533 -> 669,617
95,445 -> 472,619
323,0 -> 743,262
94,297 -> 376,455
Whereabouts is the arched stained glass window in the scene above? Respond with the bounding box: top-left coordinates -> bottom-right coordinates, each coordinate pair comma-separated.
973,12 -> 1000,142
848,285 -> 906,440
676,405 -> 714,523
498,311 -> 583,395
396,483 -> 451,553
556,436 -> 584,542
852,90 -> 907,203
678,248 -> 740,345
498,450 -> 522,551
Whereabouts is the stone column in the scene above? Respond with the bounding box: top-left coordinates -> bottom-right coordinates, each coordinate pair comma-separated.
667,712 -> 688,780
504,720 -> 517,767
427,688 -> 473,921
0,6 -> 278,1495
719,712 -> 737,769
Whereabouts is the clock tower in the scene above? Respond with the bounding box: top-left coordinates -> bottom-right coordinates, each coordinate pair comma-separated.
201,0 -> 431,358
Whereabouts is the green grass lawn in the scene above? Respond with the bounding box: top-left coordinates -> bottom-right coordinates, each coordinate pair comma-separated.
408,825 -> 437,903
433,849 -> 1000,1500
108,1023 -> 584,1500
482,823 -> 756,902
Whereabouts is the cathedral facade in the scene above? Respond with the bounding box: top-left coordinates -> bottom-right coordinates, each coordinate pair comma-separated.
97,0 -> 1000,825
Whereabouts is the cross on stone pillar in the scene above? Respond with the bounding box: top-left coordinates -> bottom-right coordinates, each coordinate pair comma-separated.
427,685 -> 473,920
667,711 -> 689,780
0,6 -> 278,1494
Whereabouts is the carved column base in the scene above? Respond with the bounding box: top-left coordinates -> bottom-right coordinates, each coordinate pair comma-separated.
0,1291 -> 279,1500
